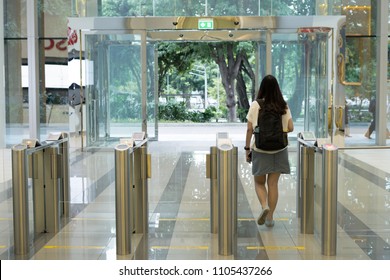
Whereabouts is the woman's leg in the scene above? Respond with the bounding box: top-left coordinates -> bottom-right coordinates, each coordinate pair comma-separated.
254,174 -> 270,225
265,173 -> 281,221
254,175 -> 268,208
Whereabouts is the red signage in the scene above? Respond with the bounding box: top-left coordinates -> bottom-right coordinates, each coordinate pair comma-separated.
44,39 -> 67,51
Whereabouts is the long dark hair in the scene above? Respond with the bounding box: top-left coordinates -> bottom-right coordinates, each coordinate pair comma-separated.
256,75 -> 287,115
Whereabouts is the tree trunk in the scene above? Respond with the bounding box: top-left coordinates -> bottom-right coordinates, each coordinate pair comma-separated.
236,72 -> 249,122
239,52 -> 256,106
226,81 -> 237,121
236,72 -> 249,109
210,43 -> 243,122
219,65 -> 237,121
289,44 -> 307,121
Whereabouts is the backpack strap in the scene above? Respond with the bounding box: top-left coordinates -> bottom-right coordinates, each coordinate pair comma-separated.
254,99 -> 265,133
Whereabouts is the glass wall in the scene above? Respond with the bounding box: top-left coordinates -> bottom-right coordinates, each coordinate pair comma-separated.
39,0 -> 71,138
337,147 -> 390,256
84,33 -> 143,146
2,0 -> 388,147
271,30 -> 329,138
320,1 -> 388,144
74,0 -> 317,17
342,2 -> 379,143
3,0 -> 71,147
71,0 -> 388,145
4,0 -> 27,145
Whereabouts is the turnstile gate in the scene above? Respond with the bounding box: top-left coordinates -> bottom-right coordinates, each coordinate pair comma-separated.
206,133 -> 238,256
11,132 -> 70,255
297,132 -> 338,256
114,138 -> 151,256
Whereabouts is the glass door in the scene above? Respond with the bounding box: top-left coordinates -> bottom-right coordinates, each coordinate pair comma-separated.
263,29 -> 330,139
84,32 -> 156,147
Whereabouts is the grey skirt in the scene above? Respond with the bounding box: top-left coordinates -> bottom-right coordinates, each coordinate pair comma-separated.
251,148 -> 290,176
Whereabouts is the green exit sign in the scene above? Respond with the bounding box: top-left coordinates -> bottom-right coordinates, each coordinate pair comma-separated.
198,19 -> 214,30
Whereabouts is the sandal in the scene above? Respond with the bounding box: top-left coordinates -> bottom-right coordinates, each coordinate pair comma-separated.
265,219 -> 275,227
257,207 -> 269,225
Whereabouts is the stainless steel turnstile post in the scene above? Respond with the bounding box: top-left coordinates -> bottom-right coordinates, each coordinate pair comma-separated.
30,149 -> 45,234
297,134 -> 339,256
11,144 -> 30,255
133,145 -> 151,234
299,146 -> 314,234
115,144 -> 133,255
114,138 -> 150,255
32,145 -> 61,234
206,146 -> 218,234
34,134 -> 69,234
59,132 -> 70,218
206,134 -> 238,256
217,144 -> 238,256
321,144 -> 338,256
44,146 -> 60,233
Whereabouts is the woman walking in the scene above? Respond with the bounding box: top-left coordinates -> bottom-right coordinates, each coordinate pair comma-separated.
244,75 -> 294,227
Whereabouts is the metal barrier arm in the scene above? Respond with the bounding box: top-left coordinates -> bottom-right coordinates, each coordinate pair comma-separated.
24,137 -> 69,155
132,138 -> 148,150
297,137 -> 322,154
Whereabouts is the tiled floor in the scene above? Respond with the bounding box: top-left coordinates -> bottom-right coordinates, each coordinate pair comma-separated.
1,125 -> 390,261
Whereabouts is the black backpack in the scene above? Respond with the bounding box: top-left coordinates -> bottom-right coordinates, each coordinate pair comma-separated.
254,99 -> 288,151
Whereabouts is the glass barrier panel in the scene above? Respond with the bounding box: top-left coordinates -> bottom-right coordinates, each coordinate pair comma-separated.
338,148 -> 390,256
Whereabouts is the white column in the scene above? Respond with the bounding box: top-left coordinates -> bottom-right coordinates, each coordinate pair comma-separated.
141,31 -> 147,134
255,43 -> 260,94
266,30 -> 272,75
0,0 -> 5,147
376,0 -> 389,145
27,0 -> 40,139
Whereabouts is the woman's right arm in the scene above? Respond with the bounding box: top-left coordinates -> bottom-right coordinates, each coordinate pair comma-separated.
287,118 -> 294,133
246,121 -> 253,148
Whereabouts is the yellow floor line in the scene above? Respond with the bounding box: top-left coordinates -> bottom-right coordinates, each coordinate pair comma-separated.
152,245 -> 304,251
151,245 -> 209,250
71,218 -> 115,221
69,217 -> 290,222
43,245 -> 105,250
247,246 -> 305,250
159,218 -> 209,221
43,245 -> 302,251
158,218 -> 289,222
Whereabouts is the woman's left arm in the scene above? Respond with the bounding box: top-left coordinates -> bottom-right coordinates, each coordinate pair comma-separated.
245,121 -> 253,162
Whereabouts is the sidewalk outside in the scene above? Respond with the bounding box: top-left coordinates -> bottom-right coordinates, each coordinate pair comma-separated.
4,121 -> 388,148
